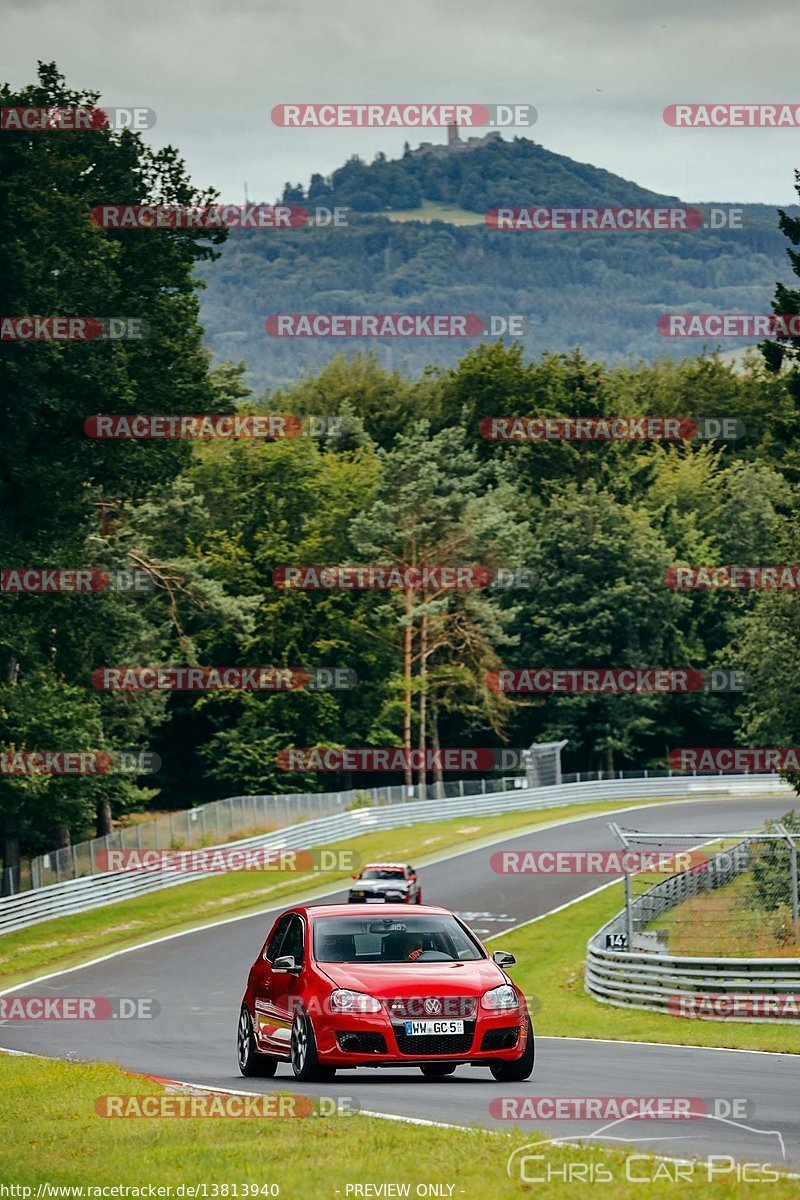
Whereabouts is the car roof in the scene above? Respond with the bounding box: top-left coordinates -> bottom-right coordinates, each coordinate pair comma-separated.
362,862 -> 409,869
302,903 -> 449,918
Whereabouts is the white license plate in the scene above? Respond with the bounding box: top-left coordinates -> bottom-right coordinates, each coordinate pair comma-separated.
366,896 -> 385,902
404,1019 -> 464,1035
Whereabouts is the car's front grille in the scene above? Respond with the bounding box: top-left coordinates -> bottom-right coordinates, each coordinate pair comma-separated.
336,1031 -> 388,1054
386,996 -> 477,1019
394,1022 -> 475,1056
480,1026 -> 520,1051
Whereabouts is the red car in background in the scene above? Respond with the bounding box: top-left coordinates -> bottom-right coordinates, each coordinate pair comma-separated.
237,903 -> 534,1082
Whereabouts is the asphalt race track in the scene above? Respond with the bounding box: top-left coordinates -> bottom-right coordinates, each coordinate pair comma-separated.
3,794 -> 800,1170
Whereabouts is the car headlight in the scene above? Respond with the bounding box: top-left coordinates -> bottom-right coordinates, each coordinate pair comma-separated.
386,891 -> 405,899
329,989 -> 382,1014
481,984 -> 519,1011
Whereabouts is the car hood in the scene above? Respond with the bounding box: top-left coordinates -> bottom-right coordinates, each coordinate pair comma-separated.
316,959 -> 505,996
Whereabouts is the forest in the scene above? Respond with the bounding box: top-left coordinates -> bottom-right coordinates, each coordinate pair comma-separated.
3,65 -> 800,876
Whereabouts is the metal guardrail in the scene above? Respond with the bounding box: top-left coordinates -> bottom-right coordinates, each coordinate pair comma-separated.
29,783 -> 413,890
28,773 -> 545,889
23,765 -> 772,890
1,772 -> 791,937
586,828 -> 800,1021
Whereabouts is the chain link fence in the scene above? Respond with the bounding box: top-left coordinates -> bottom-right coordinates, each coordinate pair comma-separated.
19,754 -> 776,894
27,774 -> 531,891
611,815 -> 800,958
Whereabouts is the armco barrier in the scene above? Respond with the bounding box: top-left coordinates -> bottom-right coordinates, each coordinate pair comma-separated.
1,773 -> 791,936
586,828 -> 800,1022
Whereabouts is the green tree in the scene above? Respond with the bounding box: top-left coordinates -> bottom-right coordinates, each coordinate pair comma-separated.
515,482 -> 685,772
350,422 -> 529,793
0,63 -> 230,872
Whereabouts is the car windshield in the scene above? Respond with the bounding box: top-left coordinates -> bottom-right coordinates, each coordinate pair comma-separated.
313,915 -> 484,963
360,868 -> 405,880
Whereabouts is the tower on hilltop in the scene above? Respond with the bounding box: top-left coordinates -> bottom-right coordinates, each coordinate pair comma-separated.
447,122 -> 461,147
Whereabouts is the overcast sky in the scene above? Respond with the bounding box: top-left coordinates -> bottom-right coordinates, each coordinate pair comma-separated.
3,0 -> 799,206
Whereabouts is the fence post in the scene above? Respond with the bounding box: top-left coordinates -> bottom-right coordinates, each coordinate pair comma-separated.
788,832 -> 799,944
624,871 -> 634,948
775,824 -> 799,944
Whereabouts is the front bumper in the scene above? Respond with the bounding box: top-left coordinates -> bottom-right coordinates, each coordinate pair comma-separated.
347,891 -> 410,903
313,1006 -> 530,1067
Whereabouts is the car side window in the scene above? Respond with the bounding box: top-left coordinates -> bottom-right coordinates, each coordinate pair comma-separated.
281,914 -> 305,965
264,913 -> 292,962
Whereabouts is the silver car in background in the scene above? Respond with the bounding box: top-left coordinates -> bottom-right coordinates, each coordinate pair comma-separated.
348,862 -> 422,904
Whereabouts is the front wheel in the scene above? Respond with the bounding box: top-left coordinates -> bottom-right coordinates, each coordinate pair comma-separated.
237,1006 -> 278,1077
420,1063 -> 456,1078
489,1017 -> 534,1082
290,1010 -> 336,1082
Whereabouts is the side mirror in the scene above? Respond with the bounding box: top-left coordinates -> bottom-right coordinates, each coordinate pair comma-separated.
272,954 -> 301,973
352,874 -> 360,880
492,950 -> 516,968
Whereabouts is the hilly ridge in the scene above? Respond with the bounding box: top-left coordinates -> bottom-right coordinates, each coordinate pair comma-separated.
278,135 -> 682,213
198,136 -> 797,390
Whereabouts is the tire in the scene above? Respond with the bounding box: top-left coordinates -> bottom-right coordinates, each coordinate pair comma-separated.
237,1005 -> 278,1077
489,1017 -> 535,1082
290,1010 -> 336,1082
420,1063 -> 456,1078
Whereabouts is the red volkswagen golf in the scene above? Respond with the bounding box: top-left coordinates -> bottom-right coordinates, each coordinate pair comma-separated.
237,903 -> 534,1082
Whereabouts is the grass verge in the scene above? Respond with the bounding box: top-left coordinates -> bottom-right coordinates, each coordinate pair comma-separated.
494,882 -> 800,1053
0,798 -> 660,990
0,1053 -> 795,1195
650,872 -> 798,957
382,199 -> 483,224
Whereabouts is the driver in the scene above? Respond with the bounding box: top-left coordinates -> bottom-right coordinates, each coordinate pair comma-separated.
405,936 -> 423,961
